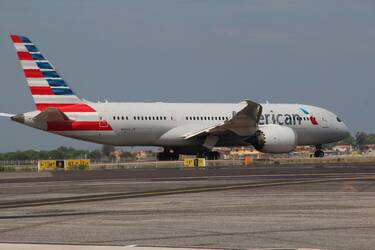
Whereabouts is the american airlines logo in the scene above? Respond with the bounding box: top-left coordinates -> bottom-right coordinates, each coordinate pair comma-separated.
300,107 -> 319,125
258,107 -> 319,126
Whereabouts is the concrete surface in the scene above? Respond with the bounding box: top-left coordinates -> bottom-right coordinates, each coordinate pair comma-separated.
0,243 -> 326,250
0,165 -> 375,250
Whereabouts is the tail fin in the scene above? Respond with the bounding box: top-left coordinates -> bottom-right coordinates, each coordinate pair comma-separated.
10,35 -> 94,112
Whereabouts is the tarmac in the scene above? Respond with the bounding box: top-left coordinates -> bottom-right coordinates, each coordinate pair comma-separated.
0,165 -> 375,250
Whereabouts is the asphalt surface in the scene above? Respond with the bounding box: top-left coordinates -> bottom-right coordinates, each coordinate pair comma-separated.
0,165 -> 375,250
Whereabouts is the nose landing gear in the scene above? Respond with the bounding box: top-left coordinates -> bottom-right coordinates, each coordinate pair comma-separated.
314,144 -> 325,158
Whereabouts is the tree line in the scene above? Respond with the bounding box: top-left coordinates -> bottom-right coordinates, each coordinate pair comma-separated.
0,145 -> 133,161
330,132 -> 375,149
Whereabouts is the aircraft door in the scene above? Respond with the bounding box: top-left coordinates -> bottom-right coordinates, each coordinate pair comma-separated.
320,115 -> 329,129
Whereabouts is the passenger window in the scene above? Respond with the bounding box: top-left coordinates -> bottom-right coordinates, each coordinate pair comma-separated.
117,116 -> 120,120
149,116 -> 151,120
337,117 -> 342,122
113,116 -> 116,120
126,116 -> 128,120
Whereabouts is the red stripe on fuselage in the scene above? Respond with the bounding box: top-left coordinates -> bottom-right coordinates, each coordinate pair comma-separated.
24,69 -> 43,78
30,86 -> 54,95
18,52 -> 33,60
36,103 -> 96,112
47,121 -> 112,131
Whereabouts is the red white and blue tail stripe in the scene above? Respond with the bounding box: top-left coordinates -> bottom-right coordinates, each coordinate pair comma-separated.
10,34 -> 95,112
10,35 -> 113,132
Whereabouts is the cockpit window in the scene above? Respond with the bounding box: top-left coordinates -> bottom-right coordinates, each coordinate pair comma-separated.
337,117 -> 342,122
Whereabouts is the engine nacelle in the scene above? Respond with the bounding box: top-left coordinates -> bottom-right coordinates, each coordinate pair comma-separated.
247,125 -> 297,154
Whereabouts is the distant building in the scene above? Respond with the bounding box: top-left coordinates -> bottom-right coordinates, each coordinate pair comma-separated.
111,150 -> 124,162
332,144 -> 353,155
362,144 -> 375,155
293,146 -> 314,157
135,150 -> 147,160
217,147 -> 264,159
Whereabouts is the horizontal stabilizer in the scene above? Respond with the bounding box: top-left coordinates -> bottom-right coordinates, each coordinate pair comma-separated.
33,107 -> 72,123
0,112 -> 15,118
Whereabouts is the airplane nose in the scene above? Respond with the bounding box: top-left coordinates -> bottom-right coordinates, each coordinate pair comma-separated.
340,123 -> 350,139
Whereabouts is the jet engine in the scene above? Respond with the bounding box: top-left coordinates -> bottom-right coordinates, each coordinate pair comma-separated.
246,125 -> 297,153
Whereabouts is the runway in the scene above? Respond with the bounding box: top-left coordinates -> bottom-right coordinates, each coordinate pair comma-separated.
1,165 -> 375,249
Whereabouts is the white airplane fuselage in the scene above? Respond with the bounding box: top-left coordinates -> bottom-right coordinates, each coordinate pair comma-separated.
19,102 -> 349,148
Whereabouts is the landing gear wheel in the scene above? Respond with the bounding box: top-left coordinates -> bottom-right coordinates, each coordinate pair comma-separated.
157,148 -> 180,161
197,151 -> 220,160
314,150 -> 324,158
313,144 -> 324,158
212,151 -> 220,160
319,150 -> 324,157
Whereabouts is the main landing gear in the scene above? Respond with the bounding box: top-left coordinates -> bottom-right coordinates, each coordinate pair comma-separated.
314,144 -> 325,158
157,148 -> 221,161
157,148 -> 179,161
197,151 -> 220,160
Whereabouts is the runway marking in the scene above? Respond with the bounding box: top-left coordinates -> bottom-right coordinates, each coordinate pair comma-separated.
0,175 -> 374,209
2,172 -> 375,188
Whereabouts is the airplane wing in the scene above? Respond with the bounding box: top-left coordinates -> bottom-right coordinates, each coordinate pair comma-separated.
183,100 -> 262,140
33,107 -> 72,123
0,113 -> 15,118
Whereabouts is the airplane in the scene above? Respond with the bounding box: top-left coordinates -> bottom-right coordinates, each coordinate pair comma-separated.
0,35 -> 350,160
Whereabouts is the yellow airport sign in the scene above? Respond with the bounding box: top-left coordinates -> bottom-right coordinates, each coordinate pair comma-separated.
38,159 -> 91,171
38,160 -> 57,171
65,159 -> 91,170
183,158 -> 206,168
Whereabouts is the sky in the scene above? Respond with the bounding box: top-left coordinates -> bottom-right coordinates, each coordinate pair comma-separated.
0,0 -> 374,152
